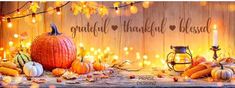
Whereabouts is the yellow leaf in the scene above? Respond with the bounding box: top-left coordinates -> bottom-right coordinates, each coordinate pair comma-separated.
113,2 -> 120,7
29,2 -> 40,13
55,1 -> 63,7
98,6 -> 108,17
71,3 -> 82,16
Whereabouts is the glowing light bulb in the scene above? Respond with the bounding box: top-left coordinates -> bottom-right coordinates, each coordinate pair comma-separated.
8,41 -> 13,47
213,24 -> 217,30
79,43 -> 84,47
105,47 -> 110,52
7,18 -> 12,28
113,55 -> 119,60
17,9 -> 20,14
115,7 -> 120,15
143,55 -> 148,60
124,47 -> 128,51
26,42 -> 31,48
136,52 -> 141,59
155,54 -> 160,58
142,1 -> 150,8
97,48 -> 101,53
90,47 -> 95,52
56,7 -> 61,15
13,34 -> 19,38
0,48 -> 3,51
130,5 -> 138,14
32,13 -> 36,23
83,4 -> 86,8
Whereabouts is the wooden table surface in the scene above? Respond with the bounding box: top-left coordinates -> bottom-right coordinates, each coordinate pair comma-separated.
1,68 -> 235,88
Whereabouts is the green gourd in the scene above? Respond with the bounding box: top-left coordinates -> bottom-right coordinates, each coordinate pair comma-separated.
14,52 -> 31,68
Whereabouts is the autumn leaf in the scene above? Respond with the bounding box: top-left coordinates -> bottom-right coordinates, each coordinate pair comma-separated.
71,3 -> 82,16
29,2 -> 40,13
98,6 -> 108,17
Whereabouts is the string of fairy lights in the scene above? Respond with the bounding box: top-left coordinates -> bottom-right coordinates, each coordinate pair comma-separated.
0,1 -> 151,28
0,1 -> 155,71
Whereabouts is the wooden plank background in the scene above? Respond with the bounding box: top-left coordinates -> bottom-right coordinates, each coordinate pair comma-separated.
0,2 -> 235,68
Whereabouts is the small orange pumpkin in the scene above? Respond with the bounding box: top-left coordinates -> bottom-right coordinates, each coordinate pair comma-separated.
93,60 -> 106,71
52,68 -> 66,77
70,58 -> 91,74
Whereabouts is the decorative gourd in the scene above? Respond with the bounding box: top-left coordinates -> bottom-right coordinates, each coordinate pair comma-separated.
0,61 -> 18,70
93,60 -> 106,71
211,63 -> 233,80
23,61 -> 43,77
0,61 -> 22,74
14,52 -> 31,68
0,67 -> 19,76
70,58 -> 91,74
30,23 -> 76,70
52,68 -> 66,77
192,56 -> 206,67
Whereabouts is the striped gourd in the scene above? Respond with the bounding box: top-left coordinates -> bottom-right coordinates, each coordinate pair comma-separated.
14,52 -> 31,68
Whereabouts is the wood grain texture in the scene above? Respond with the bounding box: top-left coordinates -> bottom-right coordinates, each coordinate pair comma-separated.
0,2 -> 235,68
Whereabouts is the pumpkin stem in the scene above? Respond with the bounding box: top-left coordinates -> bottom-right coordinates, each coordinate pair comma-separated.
17,51 -> 21,55
99,58 -> 101,63
50,23 -> 61,35
81,57 -> 84,62
32,62 -> 36,66
219,63 -> 223,69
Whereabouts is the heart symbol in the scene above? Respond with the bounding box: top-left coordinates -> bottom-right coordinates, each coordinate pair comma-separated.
112,25 -> 118,31
169,25 -> 176,31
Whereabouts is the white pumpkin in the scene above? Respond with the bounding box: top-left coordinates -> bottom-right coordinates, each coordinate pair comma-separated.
211,63 -> 234,80
23,61 -> 43,77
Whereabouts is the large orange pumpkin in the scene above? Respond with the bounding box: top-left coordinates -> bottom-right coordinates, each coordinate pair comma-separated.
31,24 -> 76,70
70,58 -> 91,74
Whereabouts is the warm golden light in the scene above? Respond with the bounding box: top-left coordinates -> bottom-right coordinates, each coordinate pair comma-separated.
124,47 -> 128,51
3,51 -> 6,59
57,11 -> 61,15
97,48 -> 101,53
136,52 -> 141,59
56,7 -> 61,15
32,13 -> 36,23
7,18 -> 12,28
155,54 -> 160,58
17,9 -> 21,15
142,1 -> 150,8
8,41 -> 13,47
200,1 -> 207,6
115,8 -> 120,15
113,55 -> 119,60
130,5 -> 138,14
105,47 -> 110,53
32,17 -> 36,23
13,34 -> 19,38
90,47 -> 95,52
79,43 -> 84,47
26,42 -> 32,48
113,2 -> 120,8
7,22 -> 12,28
143,55 -> 148,60
0,48 -> 3,51
213,24 -> 217,30
229,4 -> 235,12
